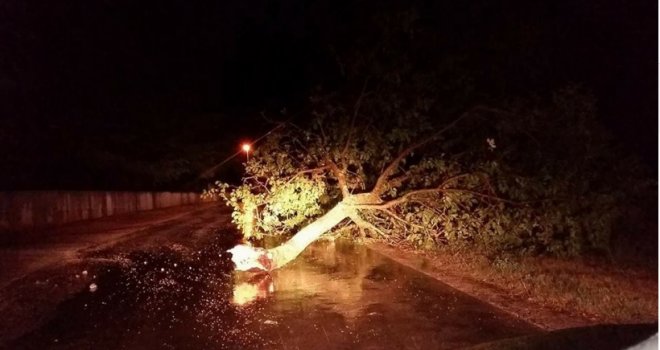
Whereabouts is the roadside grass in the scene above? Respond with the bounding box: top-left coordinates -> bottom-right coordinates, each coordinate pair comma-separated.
488,254 -> 657,323
379,242 -> 657,326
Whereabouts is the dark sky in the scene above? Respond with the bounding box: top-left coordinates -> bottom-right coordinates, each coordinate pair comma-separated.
0,0 -> 656,190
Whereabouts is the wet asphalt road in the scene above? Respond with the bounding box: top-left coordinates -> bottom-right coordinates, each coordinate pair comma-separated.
2,204 -> 541,349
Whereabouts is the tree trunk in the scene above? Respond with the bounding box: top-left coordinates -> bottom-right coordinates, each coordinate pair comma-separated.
229,192 -> 384,271
229,202 -> 351,271
268,203 -> 350,269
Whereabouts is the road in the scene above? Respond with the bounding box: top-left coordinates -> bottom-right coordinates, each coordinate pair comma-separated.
0,203 -> 652,349
0,203 -> 227,290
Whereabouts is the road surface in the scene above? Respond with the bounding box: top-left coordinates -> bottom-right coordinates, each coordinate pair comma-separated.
0,203 -> 651,349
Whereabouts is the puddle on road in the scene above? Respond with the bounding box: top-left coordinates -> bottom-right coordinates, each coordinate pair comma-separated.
8,234 -> 539,350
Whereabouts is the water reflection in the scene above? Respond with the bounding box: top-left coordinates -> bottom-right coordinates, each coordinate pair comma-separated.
9,235 -> 539,350
231,240 -> 377,320
228,239 -> 539,349
232,273 -> 274,305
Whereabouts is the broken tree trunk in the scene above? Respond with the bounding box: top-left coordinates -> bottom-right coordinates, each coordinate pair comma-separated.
229,202 -> 351,271
228,193 -> 381,271
268,202 -> 350,269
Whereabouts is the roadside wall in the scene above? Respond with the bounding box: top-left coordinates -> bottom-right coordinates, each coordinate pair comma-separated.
0,191 -> 202,231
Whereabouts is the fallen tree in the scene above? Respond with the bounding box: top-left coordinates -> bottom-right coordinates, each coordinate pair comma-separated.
224,106 -> 498,271
208,86 -> 652,271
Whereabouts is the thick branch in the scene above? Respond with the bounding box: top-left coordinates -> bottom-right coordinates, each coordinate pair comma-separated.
358,189 -> 440,210
356,173 -> 513,210
267,203 -> 350,269
327,159 -> 350,198
355,187 -> 520,210
229,203 -> 351,272
285,166 -> 330,184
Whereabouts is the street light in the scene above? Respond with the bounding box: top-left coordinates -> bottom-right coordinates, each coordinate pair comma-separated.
241,143 -> 251,162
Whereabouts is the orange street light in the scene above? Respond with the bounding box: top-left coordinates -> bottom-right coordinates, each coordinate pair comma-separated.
241,143 -> 251,162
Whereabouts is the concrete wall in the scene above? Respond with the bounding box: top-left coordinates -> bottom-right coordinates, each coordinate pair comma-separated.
0,191 -> 202,231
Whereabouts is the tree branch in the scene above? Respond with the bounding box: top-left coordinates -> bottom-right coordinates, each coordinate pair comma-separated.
372,110 -> 472,195
341,77 -> 371,159
326,159 -> 350,198
441,188 -> 533,205
284,166 -> 330,184
316,119 -> 328,144
379,208 -> 426,231
356,173 -> 512,209
385,174 -> 409,190
351,213 -> 388,239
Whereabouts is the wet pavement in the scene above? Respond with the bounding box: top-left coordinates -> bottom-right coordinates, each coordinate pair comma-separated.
0,203 -> 223,290
4,222 -> 541,349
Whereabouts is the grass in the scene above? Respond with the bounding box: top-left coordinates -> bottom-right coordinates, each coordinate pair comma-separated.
492,255 -> 657,323
371,242 -> 657,328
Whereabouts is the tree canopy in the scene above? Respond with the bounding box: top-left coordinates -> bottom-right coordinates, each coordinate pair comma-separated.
205,5 -> 655,271
207,79 -> 654,271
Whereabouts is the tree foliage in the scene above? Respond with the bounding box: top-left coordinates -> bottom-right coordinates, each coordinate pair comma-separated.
207,7 -> 654,261
205,84 -> 654,257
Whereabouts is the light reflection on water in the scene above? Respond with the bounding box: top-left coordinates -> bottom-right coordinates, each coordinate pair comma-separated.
231,240 -> 374,311
228,239 -> 539,349
232,273 -> 274,305
9,236 -> 539,350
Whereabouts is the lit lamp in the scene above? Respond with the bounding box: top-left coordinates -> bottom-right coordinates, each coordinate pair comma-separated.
241,143 -> 251,161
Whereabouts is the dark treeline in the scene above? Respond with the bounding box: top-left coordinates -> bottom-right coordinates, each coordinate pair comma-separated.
0,0 -> 655,190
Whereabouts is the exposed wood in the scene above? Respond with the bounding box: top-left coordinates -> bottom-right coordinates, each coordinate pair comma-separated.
267,202 -> 351,269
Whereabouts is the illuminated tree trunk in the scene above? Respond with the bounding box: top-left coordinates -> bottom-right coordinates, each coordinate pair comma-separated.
230,202 -> 356,271
229,191 -> 388,271
268,202 -> 350,269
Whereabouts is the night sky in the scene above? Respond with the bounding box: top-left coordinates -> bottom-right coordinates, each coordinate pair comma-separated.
0,0 -> 656,190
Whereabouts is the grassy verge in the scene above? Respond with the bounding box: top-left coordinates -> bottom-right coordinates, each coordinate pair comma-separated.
369,242 -> 657,329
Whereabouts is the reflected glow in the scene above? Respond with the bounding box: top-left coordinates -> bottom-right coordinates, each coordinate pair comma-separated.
232,283 -> 260,305
232,273 -> 274,306
230,240 -> 374,321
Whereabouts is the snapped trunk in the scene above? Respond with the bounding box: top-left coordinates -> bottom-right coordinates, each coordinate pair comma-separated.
268,202 -> 350,269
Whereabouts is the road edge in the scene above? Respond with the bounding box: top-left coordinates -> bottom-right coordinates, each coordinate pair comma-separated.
367,242 -> 596,331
